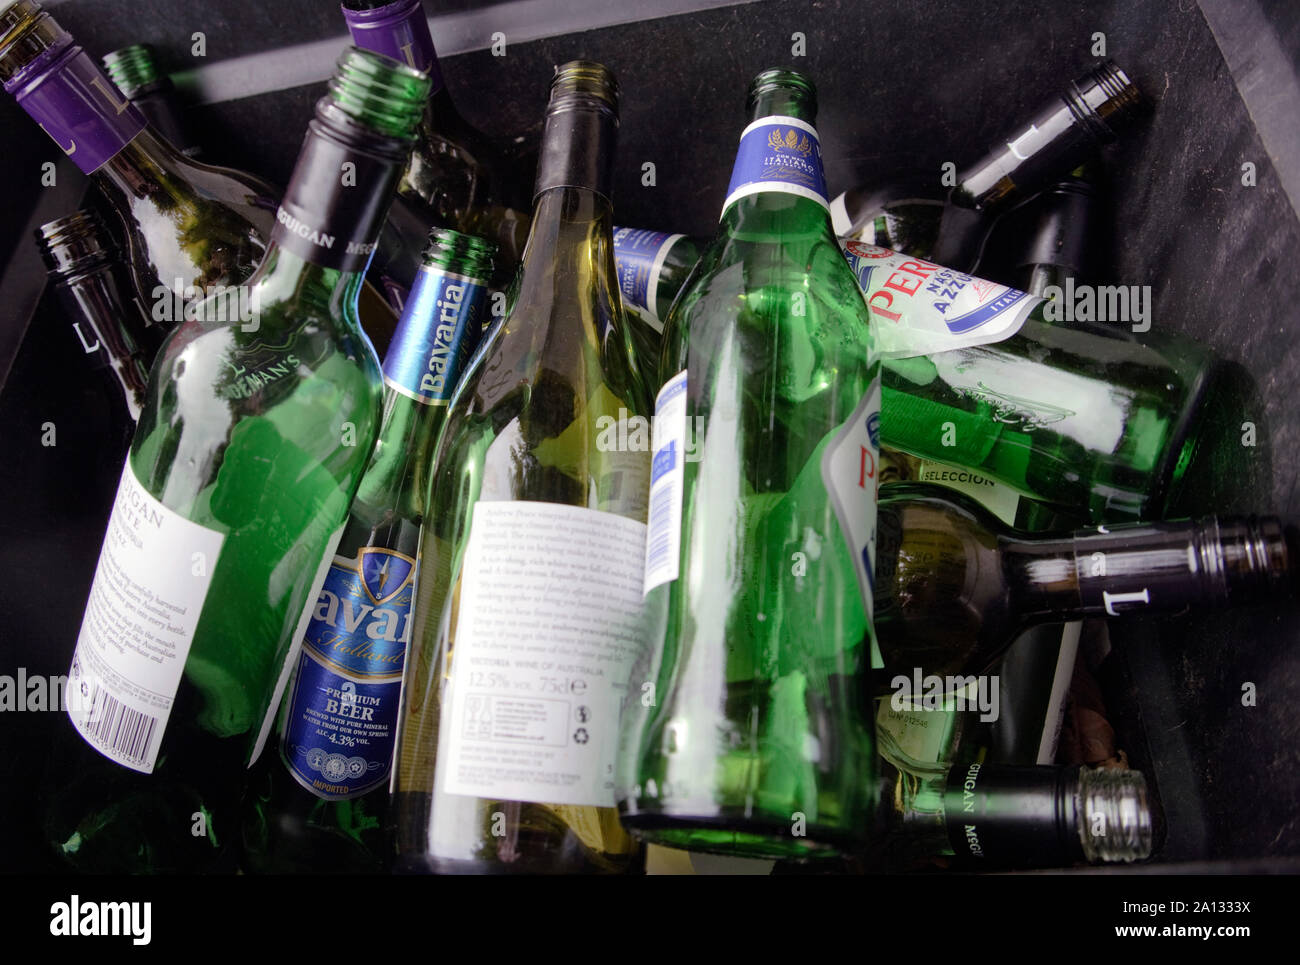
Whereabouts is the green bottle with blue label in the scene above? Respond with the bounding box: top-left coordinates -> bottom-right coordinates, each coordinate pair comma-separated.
242,228 -> 494,873
617,68 -> 881,861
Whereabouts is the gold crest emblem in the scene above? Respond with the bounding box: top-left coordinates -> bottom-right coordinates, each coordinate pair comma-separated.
767,128 -> 813,156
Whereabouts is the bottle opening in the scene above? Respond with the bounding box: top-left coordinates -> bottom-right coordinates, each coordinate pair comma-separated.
326,45 -> 430,139
548,60 -> 619,115
422,227 -> 496,281
102,43 -> 160,98
1078,767 -> 1154,863
746,67 -> 817,114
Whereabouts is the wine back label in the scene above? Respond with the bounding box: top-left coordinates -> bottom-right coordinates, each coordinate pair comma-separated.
272,128 -> 400,272
723,115 -> 829,215
342,0 -> 445,91
841,241 -> 1040,358
612,227 -> 684,331
280,547 -> 415,799
916,460 -> 1021,525
437,501 -> 647,808
644,370 -> 688,595
66,462 -> 225,774
820,377 -> 884,669
7,45 -> 146,174
383,265 -> 488,405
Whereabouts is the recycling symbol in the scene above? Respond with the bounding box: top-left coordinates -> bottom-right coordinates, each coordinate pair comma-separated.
573,727 -> 589,744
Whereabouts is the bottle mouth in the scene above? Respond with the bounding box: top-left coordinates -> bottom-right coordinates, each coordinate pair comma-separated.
547,60 -> 619,116
35,209 -> 114,274
102,43 -> 160,98
0,0 -> 70,88
1066,59 -> 1142,139
746,67 -> 817,114
325,45 -> 430,140
341,0 -> 424,29
1078,767 -> 1154,863
422,227 -> 496,282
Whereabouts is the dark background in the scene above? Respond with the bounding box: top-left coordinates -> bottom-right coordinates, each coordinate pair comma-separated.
1,0 -> 1298,871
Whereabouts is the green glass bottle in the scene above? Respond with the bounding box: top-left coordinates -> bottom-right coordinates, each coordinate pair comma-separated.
0,0 -> 277,351
46,48 -> 429,874
242,229 -> 494,873
101,43 -> 199,157
342,0 -> 531,305
617,69 -> 880,860
844,241 -> 1219,522
392,62 -> 648,875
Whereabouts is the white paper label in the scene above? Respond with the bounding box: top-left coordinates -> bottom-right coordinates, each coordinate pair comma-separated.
916,459 -> 1022,525
820,378 -> 884,669
643,369 -> 688,595
67,462 -> 225,773
438,500 -> 648,808
841,240 -> 1040,358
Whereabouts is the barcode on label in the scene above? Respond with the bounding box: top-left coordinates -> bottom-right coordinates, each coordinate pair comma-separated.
645,476 -> 675,575
82,685 -> 160,768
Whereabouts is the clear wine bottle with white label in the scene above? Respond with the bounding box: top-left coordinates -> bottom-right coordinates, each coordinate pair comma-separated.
392,62 -> 649,875
44,48 -> 429,874
242,229 -> 494,873
617,69 -> 881,861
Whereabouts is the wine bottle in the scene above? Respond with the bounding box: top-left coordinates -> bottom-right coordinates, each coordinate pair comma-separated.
243,228 -> 494,873
868,737 -> 1153,869
342,0 -> 531,304
1011,170 -> 1097,296
873,483 -> 1294,684
36,209 -> 152,423
0,0 -> 277,347
101,43 -> 198,157
843,241 -> 1219,522
611,227 -> 703,391
46,47 -> 430,873
393,61 -> 648,875
831,61 -> 1139,272
617,69 -> 880,861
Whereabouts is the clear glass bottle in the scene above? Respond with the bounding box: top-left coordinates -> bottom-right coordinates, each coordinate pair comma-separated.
392,61 -> 647,875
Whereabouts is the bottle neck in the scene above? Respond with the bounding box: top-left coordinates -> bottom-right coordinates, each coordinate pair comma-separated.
930,762 -> 1151,866
1,12 -> 148,175
341,0 -> 445,93
952,62 -> 1136,212
1005,517 -> 1292,624
1017,175 -> 1096,296
361,261 -> 491,512
721,88 -> 829,223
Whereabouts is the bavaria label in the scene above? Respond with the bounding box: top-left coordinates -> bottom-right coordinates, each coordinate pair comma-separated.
67,462 -> 225,773
643,370 -> 688,595
723,115 -> 829,215
383,265 -> 488,405
820,377 -> 884,668
280,547 -> 415,799
841,241 -> 1041,358
438,501 -> 647,808
612,227 -> 684,332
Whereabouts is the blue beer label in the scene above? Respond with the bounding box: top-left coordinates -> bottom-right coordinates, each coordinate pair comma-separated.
280,547 -> 416,800
382,265 -> 488,405
723,115 -> 829,216
612,227 -> 684,328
